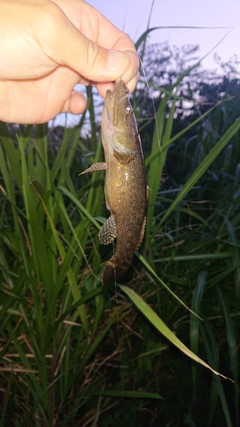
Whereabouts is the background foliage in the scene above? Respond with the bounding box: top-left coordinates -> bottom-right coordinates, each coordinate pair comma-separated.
0,40 -> 240,426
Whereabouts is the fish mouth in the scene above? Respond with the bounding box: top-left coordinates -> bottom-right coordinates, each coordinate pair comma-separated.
106,80 -> 130,126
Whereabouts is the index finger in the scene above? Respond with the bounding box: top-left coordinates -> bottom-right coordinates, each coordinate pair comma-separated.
52,0 -> 140,91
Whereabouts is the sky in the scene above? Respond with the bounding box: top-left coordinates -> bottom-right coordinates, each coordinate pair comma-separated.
51,0 -> 240,127
90,0 -> 240,70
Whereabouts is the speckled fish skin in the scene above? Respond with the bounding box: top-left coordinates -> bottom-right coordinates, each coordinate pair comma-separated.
81,80 -> 147,285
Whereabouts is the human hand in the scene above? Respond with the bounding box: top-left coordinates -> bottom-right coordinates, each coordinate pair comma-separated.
0,0 -> 139,124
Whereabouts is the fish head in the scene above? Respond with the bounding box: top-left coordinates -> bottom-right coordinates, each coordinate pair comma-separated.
101,80 -> 138,154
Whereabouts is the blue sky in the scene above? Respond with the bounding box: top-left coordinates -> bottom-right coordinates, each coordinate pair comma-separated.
51,0 -> 240,127
90,0 -> 240,71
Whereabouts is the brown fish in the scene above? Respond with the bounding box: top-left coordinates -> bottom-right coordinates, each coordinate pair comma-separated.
81,80 -> 147,285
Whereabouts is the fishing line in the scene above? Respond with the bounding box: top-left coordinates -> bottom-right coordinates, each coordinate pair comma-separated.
103,117 -> 124,402
111,198 -> 124,407
107,80 -> 126,407
139,56 -> 169,185
139,57 -> 162,153
112,245 -> 124,404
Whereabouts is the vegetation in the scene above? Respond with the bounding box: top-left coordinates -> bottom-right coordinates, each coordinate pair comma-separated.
0,40 -> 240,426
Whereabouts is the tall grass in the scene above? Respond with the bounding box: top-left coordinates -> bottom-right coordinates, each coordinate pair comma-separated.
0,117 -> 115,425
0,52 -> 240,426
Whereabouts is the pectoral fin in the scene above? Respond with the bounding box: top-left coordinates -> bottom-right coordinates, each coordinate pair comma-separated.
113,149 -> 135,164
99,216 -> 116,245
80,162 -> 107,175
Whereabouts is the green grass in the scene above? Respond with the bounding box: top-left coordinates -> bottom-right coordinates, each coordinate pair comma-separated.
0,53 -> 240,426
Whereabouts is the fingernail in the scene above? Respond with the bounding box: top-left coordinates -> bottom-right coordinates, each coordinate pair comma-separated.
108,50 -> 125,71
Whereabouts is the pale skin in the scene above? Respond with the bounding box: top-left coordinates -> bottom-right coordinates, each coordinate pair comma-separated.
0,0 -> 140,124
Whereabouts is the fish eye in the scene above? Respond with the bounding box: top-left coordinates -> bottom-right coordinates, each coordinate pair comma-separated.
126,106 -> 132,114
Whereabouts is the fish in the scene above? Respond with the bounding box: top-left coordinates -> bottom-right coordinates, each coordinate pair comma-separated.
81,80 -> 147,285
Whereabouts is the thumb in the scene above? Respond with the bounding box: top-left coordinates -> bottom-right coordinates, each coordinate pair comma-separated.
48,11 -> 139,89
